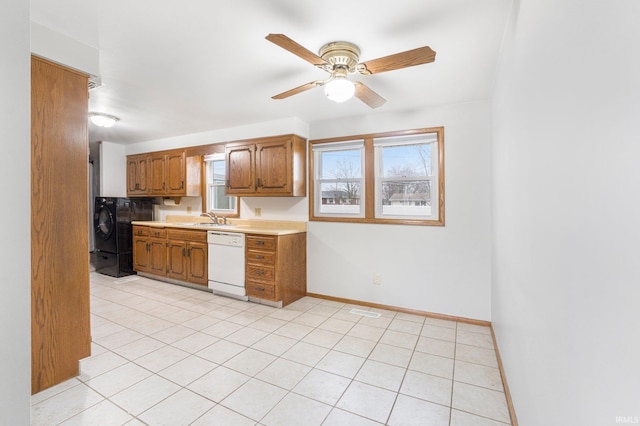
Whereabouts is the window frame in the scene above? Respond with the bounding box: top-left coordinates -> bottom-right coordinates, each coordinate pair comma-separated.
203,153 -> 239,217
309,127 -> 444,226
374,133 -> 439,221
312,140 -> 366,219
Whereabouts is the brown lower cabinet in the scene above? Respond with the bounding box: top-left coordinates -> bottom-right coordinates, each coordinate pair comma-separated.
132,226 -> 307,307
133,227 -> 168,276
166,229 -> 208,285
245,233 -> 306,307
133,226 -> 207,286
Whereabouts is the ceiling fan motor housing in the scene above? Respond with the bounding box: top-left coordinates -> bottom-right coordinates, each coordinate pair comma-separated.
319,41 -> 361,72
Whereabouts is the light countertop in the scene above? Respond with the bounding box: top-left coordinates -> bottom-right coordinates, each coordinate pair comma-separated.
132,217 -> 306,236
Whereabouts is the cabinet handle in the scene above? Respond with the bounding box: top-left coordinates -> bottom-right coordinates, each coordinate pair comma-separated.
255,270 -> 265,275
257,178 -> 261,188
187,248 -> 191,257
255,241 -> 264,246
162,182 -> 165,190
255,255 -> 264,259
182,248 -> 186,257
181,180 -> 184,189
146,243 -> 150,252
255,286 -> 265,291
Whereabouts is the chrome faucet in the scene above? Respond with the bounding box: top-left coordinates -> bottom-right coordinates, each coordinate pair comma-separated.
200,211 -> 218,224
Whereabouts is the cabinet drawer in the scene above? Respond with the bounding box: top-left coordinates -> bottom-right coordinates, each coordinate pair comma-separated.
133,226 -> 150,237
167,229 -> 207,242
149,228 -> 167,238
246,235 -> 276,251
246,281 -> 276,300
246,264 -> 275,281
246,250 -> 275,265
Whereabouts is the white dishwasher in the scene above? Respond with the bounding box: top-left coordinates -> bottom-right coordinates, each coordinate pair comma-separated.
207,231 -> 247,300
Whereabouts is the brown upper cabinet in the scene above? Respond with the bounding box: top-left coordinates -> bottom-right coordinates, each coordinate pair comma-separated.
127,149 -> 201,197
127,154 -> 150,195
225,134 -> 306,197
149,152 -> 167,194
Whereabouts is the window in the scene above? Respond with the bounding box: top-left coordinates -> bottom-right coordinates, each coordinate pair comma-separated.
375,133 -> 438,220
312,140 -> 365,218
310,127 -> 444,226
204,154 -> 238,216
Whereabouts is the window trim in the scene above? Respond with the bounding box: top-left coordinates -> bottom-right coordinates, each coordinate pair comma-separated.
309,127 -> 444,226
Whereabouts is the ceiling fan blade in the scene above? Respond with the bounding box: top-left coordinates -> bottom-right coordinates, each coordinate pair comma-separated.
353,81 -> 386,108
357,46 -> 436,75
272,81 -> 322,99
266,34 -> 328,67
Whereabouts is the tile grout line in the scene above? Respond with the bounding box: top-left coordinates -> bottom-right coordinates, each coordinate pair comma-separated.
37,274 -> 507,426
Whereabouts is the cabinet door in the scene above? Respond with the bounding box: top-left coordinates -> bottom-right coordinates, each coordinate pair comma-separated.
187,241 -> 208,285
127,157 -> 140,194
165,150 -> 186,195
166,240 -> 188,280
132,236 -> 149,272
256,140 -> 292,194
226,144 -> 255,194
150,153 -> 166,194
127,157 -> 138,194
136,157 -> 149,193
148,238 -> 167,276
127,155 -> 149,196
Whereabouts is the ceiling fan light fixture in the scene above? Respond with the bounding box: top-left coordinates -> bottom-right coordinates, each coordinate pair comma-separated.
324,76 -> 355,103
89,112 -> 119,128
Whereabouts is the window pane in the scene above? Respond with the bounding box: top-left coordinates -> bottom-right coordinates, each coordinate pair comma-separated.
208,185 -> 236,210
318,181 -> 361,214
380,143 -> 432,177
320,149 -> 362,179
211,160 -> 226,184
205,157 -> 237,214
380,180 -> 432,217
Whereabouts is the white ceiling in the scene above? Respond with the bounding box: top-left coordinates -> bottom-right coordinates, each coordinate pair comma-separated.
30,0 -> 512,145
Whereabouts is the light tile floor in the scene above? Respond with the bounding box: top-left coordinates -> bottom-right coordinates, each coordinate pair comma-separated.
31,273 -> 512,425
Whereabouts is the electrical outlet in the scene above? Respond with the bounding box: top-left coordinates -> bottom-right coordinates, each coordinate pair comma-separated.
186,206 -> 192,213
255,207 -> 262,217
373,273 -> 381,285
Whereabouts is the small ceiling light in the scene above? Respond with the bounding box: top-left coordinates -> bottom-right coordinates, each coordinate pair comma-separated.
89,112 -> 119,128
324,68 -> 355,103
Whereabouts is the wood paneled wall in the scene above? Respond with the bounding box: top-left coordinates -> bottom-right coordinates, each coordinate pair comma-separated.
31,56 -> 91,394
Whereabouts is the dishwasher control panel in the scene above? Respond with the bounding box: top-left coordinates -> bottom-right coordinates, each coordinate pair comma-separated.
207,231 -> 245,247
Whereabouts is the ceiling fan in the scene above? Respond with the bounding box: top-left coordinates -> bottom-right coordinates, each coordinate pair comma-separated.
266,33 -> 436,108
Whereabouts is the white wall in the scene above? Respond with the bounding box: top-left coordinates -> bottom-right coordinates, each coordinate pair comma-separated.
126,117 -> 309,154
114,101 -> 492,320
99,141 -> 127,197
30,22 -> 100,77
491,0 -> 640,424
308,101 -> 492,320
0,1 -> 31,424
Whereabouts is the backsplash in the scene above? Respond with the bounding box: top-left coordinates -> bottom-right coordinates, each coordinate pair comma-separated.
152,195 -> 309,222
152,196 -> 203,221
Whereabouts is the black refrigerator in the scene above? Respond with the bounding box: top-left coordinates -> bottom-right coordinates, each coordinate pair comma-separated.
92,197 -> 153,277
